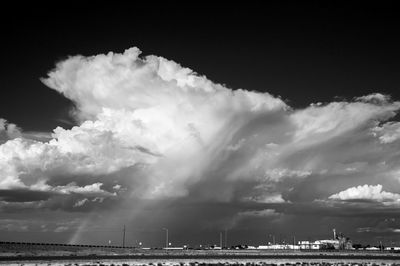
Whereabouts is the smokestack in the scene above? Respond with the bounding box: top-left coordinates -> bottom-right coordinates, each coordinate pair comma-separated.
333,228 -> 336,239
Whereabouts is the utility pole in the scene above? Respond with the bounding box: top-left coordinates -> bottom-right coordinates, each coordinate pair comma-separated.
293,236 -> 296,251
163,228 -> 168,249
220,232 -> 223,248
268,234 -> 275,245
224,229 -> 228,248
122,225 -> 126,248
273,235 -> 276,251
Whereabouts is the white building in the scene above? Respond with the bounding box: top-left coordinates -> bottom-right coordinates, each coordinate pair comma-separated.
258,244 -> 300,250
299,241 -> 319,250
365,247 -> 380,251
385,246 -> 400,251
299,240 -> 340,250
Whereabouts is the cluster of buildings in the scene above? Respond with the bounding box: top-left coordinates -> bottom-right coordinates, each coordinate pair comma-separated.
199,229 -> 358,251
257,240 -> 349,250
147,229 -> 400,251
256,229 -> 352,250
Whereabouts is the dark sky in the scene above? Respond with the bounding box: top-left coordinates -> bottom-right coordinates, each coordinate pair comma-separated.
2,2 -> 400,131
2,3 -> 400,247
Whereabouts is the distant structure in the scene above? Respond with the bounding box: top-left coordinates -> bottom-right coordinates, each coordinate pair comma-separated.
336,231 -> 353,250
258,244 -> 300,250
259,229 -> 352,250
298,229 -> 352,250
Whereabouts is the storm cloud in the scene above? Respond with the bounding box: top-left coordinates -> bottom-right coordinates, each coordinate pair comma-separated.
1,47 -> 400,245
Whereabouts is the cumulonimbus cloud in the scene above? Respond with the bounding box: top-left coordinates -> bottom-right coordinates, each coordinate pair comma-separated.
1,47 -> 400,217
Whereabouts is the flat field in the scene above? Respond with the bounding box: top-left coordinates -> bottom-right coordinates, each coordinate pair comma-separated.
2,243 -> 400,262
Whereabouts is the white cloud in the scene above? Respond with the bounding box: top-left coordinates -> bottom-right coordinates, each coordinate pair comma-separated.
112,184 -> 121,190
238,209 -> 278,217
244,193 -> 286,203
355,93 -> 390,104
291,100 -> 399,144
0,118 -> 21,142
1,47 -> 400,216
30,181 -> 116,198
329,184 -> 400,203
73,198 -> 88,208
0,47 -> 288,200
54,226 -> 69,232
372,122 -> 400,144
55,183 -> 115,196
92,197 -> 104,203
265,168 -> 311,181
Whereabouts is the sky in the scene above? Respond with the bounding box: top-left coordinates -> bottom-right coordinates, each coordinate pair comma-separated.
1,3 -> 400,247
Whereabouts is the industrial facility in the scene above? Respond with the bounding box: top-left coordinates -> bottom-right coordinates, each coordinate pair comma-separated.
257,229 -> 353,250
